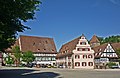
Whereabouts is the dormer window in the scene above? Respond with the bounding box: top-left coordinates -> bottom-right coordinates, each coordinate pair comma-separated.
38,49 -> 40,51
52,49 -> 54,51
77,48 -> 82,51
63,51 -> 65,53
39,41 -> 42,45
45,41 -> 48,44
33,42 -> 35,46
82,37 -> 84,39
81,36 -> 85,39
80,42 -> 86,45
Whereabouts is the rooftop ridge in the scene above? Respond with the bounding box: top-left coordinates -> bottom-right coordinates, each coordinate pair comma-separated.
19,35 -> 53,39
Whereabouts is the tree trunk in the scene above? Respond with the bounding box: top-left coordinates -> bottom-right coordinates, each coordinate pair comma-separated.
15,59 -> 19,67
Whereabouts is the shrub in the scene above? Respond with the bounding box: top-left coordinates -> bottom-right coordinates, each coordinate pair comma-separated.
107,62 -> 117,68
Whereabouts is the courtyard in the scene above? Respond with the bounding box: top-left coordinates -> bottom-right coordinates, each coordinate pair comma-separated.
0,67 -> 120,78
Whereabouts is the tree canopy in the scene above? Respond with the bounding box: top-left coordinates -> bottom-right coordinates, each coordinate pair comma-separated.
98,35 -> 120,44
0,0 -> 41,51
116,49 -> 120,58
22,51 -> 35,64
12,46 -> 21,66
5,55 -> 14,66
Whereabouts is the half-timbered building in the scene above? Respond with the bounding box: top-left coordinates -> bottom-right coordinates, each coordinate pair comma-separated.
93,43 -> 120,69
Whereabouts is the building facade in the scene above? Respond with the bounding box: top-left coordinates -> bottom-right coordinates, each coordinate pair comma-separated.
93,43 -> 120,69
56,34 -> 94,69
4,35 -> 57,66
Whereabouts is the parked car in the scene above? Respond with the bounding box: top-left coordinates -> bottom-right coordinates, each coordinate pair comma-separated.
58,65 -> 66,68
110,65 -> 120,69
27,63 -> 34,68
41,64 -> 47,68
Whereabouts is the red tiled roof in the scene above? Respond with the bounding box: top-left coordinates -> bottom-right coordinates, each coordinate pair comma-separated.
93,43 -> 108,58
59,36 -> 80,53
93,43 -> 108,53
56,36 -> 82,58
6,35 -> 57,54
90,35 -> 100,43
19,35 -> 57,53
93,43 -> 120,58
111,42 -> 120,50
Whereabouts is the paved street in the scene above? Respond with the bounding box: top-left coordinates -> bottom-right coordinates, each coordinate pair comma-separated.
0,67 -> 120,78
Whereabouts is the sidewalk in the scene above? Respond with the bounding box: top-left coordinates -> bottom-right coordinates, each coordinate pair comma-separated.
0,66 -> 39,70
94,69 -> 120,71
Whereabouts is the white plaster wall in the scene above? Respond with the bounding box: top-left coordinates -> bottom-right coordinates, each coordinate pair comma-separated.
73,36 -> 94,69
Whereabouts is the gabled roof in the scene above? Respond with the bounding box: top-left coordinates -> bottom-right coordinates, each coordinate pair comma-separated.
90,35 -> 100,43
19,35 -> 57,53
93,43 -> 108,53
93,43 -> 120,58
93,43 -> 120,53
57,36 -> 84,58
59,36 -> 81,53
111,42 -> 120,50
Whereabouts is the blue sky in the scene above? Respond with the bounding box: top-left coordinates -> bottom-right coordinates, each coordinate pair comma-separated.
19,0 -> 120,50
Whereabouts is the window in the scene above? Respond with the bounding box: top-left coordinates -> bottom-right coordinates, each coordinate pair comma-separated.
88,62 -> 93,66
42,57 -> 45,61
39,41 -> 42,45
82,48 -> 85,51
52,57 -> 56,61
63,51 -> 65,53
68,56 -> 71,59
75,55 -> 80,59
85,48 -> 90,51
75,62 -> 80,66
80,42 -> 86,45
38,49 -> 40,51
68,62 -> 71,66
51,49 -> 54,51
78,48 -> 90,51
83,55 -> 87,59
33,42 -> 35,46
82,62 -> 87,66
88,54 -> 93,58
77,48 -> 82,51
48,57 -> 51,61
45,40 -> 48,44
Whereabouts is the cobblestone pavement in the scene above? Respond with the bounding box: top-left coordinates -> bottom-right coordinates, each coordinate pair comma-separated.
0,67 -> 120,78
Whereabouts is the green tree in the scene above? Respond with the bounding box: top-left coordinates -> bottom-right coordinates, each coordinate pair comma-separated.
98,37 -> 104,44
22,51 -> 35,64
5,55 -> 14,66
116,49 -> 120,57
107,62 -> 117,68
0,0 -> 41,52
98,35 -> 120,44
12,46 -> 22,67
